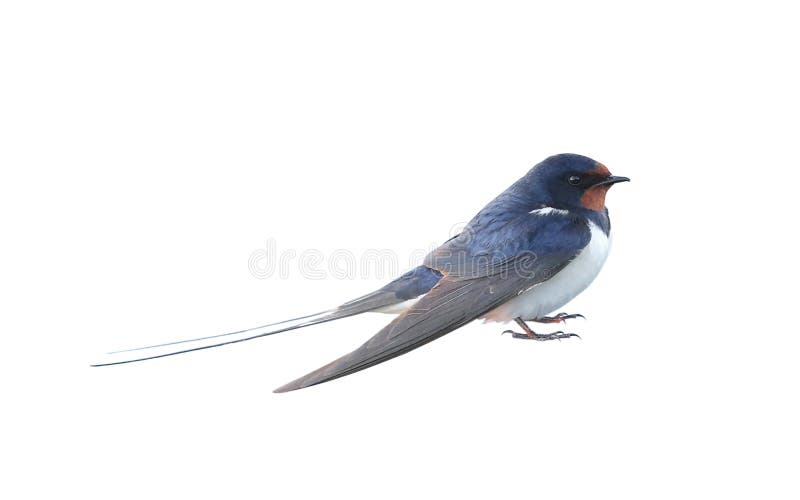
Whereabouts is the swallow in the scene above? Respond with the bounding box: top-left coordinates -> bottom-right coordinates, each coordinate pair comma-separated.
93,153 -> 629,393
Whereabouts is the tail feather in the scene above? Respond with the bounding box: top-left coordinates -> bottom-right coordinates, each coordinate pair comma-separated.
90,290 -> 412,367
107,311 -> 333,355
90,265 -> 444,368
91,310 -> 346,367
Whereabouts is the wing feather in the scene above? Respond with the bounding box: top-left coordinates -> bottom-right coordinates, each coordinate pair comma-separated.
274,211 -> 592,392
274,255 -> 553,392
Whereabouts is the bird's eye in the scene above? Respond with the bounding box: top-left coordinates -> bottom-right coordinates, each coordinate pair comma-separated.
568,175 -> 582,185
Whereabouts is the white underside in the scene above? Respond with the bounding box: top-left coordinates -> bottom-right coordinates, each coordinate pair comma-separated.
482,220 -> 610,322
377,220 -> 610,323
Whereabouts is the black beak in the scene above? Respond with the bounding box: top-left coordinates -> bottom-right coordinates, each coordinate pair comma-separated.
593,175 -> 630,187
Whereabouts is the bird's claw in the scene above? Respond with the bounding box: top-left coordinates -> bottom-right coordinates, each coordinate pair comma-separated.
533,312 -> 586,324
502,330 -> 581,341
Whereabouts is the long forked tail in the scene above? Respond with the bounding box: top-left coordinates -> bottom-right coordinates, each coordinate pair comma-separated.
90,265 -> 443,367
91,310 -> 335,367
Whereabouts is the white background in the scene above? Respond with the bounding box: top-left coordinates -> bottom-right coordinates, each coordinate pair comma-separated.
2,1 -> 799,499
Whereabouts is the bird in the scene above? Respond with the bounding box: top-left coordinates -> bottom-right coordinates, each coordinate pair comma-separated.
92,153 -> 629,393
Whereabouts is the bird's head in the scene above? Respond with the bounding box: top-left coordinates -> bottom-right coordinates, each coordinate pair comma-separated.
528,153 -> 629,211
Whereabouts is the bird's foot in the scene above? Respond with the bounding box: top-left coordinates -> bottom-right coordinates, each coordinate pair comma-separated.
531,312 -> 585,324
502,329 -> 581,341
503,317 -> 581,341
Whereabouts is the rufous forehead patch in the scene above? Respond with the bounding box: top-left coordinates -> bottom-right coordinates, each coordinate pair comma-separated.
580,162 -> 613,211
586,161 -> 611,178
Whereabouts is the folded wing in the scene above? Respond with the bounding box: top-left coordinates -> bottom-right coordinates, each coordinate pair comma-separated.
275,212 -> 591,392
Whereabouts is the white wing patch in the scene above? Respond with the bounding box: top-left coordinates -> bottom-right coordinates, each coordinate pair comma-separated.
529,207 -> 570,216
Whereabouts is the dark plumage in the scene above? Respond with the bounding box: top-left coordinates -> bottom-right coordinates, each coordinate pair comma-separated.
274,154 -> 628,392
93,153 -> 629,393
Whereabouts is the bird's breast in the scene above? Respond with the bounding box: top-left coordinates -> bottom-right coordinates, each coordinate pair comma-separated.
482,220 -> 611,323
